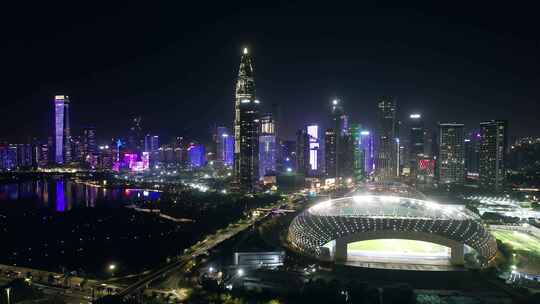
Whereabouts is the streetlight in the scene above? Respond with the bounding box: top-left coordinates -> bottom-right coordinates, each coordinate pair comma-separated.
237,268 -> 244,277
6,287 -> 11,304
108,263 -> 116,277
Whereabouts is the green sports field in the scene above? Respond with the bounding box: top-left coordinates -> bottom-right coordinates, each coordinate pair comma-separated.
347,239 -> 449,254
492,230 -> 540,254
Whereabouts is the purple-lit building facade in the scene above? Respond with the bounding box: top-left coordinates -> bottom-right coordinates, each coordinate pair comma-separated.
112,147 -> 149,172
360,130 -> 375,175
54,95 -> 71,164
188,143 -> 205,168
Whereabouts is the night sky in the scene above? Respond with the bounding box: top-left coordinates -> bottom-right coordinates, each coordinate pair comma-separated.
2,2 -> 539,144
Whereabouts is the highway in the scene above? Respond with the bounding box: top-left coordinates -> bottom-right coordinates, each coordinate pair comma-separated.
116,194 -> 304,298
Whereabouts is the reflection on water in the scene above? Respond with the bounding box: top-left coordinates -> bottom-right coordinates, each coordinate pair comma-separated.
0,178 -> 160,212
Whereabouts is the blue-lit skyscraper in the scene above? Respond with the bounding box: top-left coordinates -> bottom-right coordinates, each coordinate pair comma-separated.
259,114 -> 276,178
54,95 -> 71,164
0,143 -> 17,170
187,143 -> 205,168
360,130 -> 374,176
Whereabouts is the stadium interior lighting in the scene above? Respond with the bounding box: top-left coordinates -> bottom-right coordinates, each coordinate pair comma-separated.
289,194 -> 497,267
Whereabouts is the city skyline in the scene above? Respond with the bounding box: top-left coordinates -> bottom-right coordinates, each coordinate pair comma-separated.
2,3 -> 540,142
2,4 -> 540,303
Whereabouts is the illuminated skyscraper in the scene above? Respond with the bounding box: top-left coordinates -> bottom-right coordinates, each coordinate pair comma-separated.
234,47 -> 260,190
281,140 -> 296,172
296,128 -> 310,176
306,124 -> 320,175
328,98 -> 349,179
350,124 -> 365,182
464,131 -> 481,176
409,114 -> 424,178
437,123 -> 465,184
128,116 -> 143,153
54,95 -> 71,164
144,134 -> 159,153
70,136 -> 82,162
259,114 -> 276,178
188,143 -> 205,168
0,143 -> 16,170
375,97 -> 398,179
360,130 -> 375,176
216,127 -> 234,167
82,126 -> 97,163
479,120 -> 508,190
324,128 -> 337,178
144,134 -> 160,166
38,143 -> 49,168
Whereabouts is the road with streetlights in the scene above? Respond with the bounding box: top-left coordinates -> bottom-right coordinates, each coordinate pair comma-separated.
0,264 -> 122,304
115,193 -> 307,299
0,192 -> 310,302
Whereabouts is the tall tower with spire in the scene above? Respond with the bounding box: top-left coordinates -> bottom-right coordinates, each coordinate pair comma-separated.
234,47 -> 260,191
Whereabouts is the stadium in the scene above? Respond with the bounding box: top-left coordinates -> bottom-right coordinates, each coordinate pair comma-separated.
288,192 -> 497,270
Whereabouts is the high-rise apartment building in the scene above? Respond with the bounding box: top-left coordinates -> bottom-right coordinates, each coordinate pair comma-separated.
375,97 -> 398,179
54,95 -> 71,164
233,47 -> 260,190
479,120 -> 508,190
437,123 -> 465,184
464,131 -> 481,176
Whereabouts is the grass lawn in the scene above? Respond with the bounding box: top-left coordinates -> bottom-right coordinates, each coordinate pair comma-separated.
347,239 -> 448,254
492,230 -> 540,254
